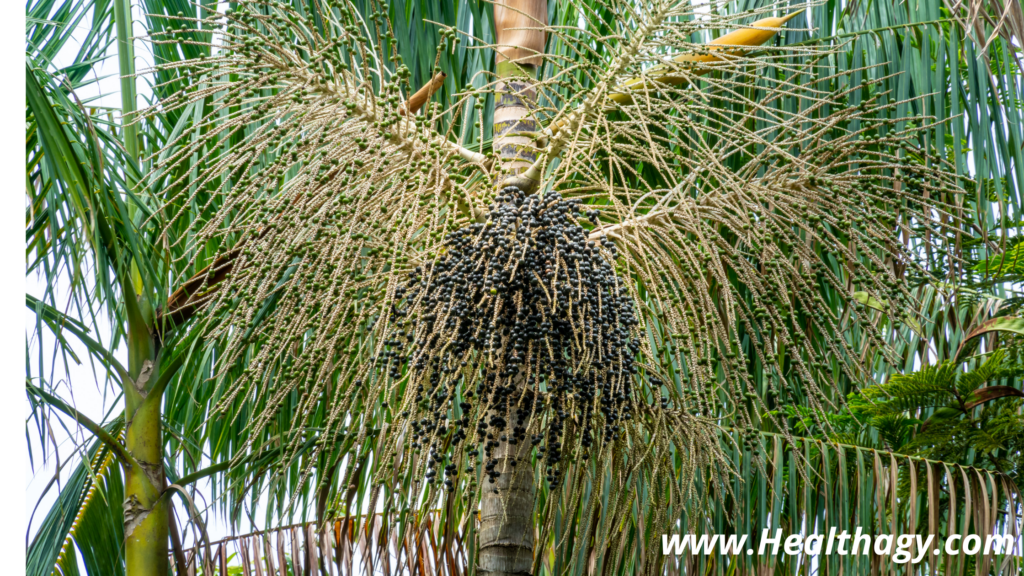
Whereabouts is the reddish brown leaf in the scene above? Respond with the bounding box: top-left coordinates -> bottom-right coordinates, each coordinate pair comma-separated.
964,385 -> 1024,411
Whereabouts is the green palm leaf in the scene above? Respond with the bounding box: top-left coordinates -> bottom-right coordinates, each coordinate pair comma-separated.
27,417 -> 125,576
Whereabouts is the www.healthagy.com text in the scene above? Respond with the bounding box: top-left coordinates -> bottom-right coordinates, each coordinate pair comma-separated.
662,529 -> 1016,563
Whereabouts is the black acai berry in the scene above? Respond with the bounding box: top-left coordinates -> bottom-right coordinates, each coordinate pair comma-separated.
374,186 -> 640,490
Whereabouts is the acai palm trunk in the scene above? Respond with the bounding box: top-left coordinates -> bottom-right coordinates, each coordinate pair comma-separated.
112,0 -> 171,571
478,2 -> 547,575
122,294 -> 169,576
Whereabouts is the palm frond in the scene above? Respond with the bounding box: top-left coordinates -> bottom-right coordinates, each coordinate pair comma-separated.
159,437 -> 1021,576
27,416 -> 125,576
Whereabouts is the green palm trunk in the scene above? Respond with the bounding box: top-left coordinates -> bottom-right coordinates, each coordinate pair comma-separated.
122,295 -> 169,575
123,395 -> 169,576
113,0 -> 170,569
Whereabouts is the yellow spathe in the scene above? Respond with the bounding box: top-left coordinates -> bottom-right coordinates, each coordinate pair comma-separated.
609,11 -> 804,105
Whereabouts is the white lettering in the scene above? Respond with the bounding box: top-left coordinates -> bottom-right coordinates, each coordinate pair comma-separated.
784,534 -> 803,555
912,536 -> 934,564
874,534 -> 893,555
962,535 -> 981,555
759,529 -> 783,555
945,534 -> 962,555
662,534 -> 686,555
719,534 -> 748,555
892,535 -> 914,564
804,534 -> 823,555
852,527 -> 871,554
986,534 -> 1015,554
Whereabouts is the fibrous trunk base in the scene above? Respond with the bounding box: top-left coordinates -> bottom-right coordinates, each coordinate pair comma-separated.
478,436 -> 535,576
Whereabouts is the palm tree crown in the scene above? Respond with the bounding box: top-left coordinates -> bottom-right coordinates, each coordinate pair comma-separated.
140,0 -> 965,559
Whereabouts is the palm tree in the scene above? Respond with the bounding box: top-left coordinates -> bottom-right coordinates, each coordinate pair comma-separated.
26,0 -> 1024,575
